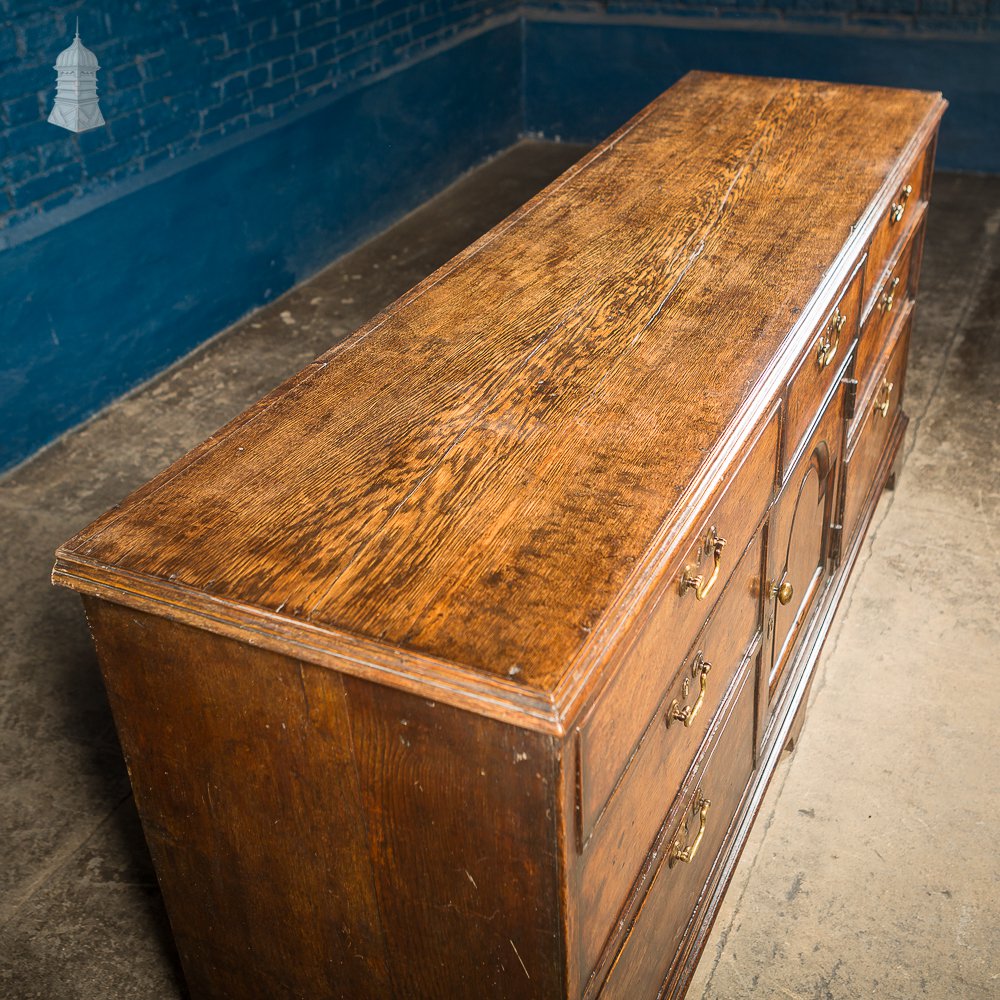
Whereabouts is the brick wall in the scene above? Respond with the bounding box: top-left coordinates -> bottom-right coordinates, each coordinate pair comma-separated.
524,0 -> 1000,35
0,0 -> 516,233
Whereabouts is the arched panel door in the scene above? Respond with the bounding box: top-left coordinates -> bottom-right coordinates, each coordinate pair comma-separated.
766,387 -> 844,703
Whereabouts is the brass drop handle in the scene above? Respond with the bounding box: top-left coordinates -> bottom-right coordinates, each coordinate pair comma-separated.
890,184 -> 913,224
880,276 -> 900,313
681,527 -> 726,602
666,653 -> 711,728
669,795 -> 711,868
875,378 -> 894,418
817,308 -> 846,369
769,577 -> 794,606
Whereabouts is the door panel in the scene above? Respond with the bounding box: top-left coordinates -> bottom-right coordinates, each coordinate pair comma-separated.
766,387 -> 844,705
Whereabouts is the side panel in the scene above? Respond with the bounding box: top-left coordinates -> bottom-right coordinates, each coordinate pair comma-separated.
83,598 -> 390,999
84,598 -> 565,1000
341,674 -> 566,999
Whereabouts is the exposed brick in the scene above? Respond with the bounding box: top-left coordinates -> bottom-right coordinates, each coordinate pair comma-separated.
38,135 -> 78,170
83,136 -> 144,178
148,114 -> 195,148
202,93 -> 252,129
111,63 -> 143,89
140,101 -> 174,129
212,49 -> 251,76
251,36 -> 296,63
5,150 -> 40,185
0,26 -> 20,65
41,186 -> 77,212
848,11 -> 912,26
4,121 -> 45,156
250,19 -> 275,44
4,93 -> 42,127
298,64 -> 333,89
109,85 -> 144,114
221,115 -> 250,136
223,74 -> 249,99
227,28 -> 252,51
0,62 -> 51,99
111,111 -> 144,140
22,17 -> 67,54
196,36 -> 227,59
143,147 -> 172,170
189,9 -> 243,35
953,0 -> 987,13
295,50 -> 317,71
719,6 -> 786,15
5,0 -> 982,236
272,56 -> 295,80
12,161 -> 82,207
914,11 -> 986,22
250,77 -> 296,109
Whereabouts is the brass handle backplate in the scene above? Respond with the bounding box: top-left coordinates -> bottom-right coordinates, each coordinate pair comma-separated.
817,308 -> 846,369
670,794 -> 711,868
880,276 -> 900,314
890,183 -> 913,224
667,653 -> 711,728
875,378 -> 894,418
681,526 -> 727,602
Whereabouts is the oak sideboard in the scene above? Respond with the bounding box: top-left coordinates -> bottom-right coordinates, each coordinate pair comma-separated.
54,71 -> 946,999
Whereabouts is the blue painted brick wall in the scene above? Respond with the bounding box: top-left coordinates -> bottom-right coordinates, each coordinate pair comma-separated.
0,0 -> 517,233
524,0 -> 1000,34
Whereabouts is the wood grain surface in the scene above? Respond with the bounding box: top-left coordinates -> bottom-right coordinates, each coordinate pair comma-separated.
54,72 -> 946,721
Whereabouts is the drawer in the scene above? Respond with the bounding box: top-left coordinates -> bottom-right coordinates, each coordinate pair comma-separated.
597,660 -> 756,1000
856,215 -> 924,416
842,309 -> 912,551
577,532 -> 762,976
576,407 -> 778,847
866,145 -> 929,298
783,259 -> 863,474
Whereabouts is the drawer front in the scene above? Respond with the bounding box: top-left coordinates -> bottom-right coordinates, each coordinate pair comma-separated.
784,261 -> 862,473
843,312 -> 912,550
597,662 -> 756,1000
866,145 -> 929,292
766,381 -> 845,710
856,217 -> 923,417
576,407 -> 778,846
577,532 -> 762,976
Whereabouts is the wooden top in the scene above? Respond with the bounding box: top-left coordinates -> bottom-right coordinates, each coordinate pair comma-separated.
54,72 -> 945,731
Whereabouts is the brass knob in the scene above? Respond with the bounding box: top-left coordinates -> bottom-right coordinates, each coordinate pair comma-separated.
770,579 -> 794,605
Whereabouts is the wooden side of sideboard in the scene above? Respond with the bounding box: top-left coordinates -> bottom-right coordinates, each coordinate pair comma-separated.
84,596 -> 569,999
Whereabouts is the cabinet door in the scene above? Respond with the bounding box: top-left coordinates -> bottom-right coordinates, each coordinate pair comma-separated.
766,387 -> 844,703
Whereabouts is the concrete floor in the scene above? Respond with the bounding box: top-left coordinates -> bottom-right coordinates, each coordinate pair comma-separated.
0,142 -> 996,999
